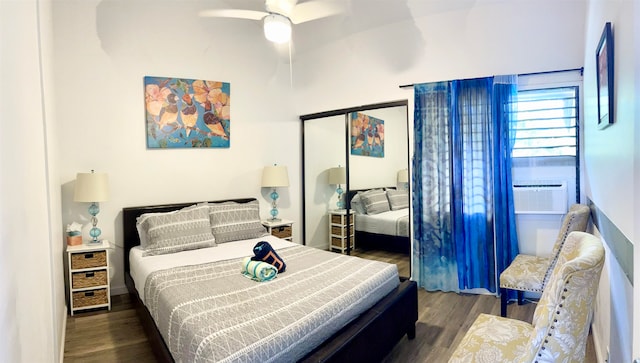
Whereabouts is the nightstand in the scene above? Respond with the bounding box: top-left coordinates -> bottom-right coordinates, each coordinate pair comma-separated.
329,209 -> 355,253
262,219 -> 293,242
67,241 -> 111,315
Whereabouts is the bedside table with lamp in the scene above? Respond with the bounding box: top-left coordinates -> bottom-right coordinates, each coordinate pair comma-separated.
67,169 -> 111,315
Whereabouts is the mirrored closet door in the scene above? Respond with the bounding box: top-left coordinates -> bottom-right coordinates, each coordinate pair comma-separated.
301,100 -> 410,256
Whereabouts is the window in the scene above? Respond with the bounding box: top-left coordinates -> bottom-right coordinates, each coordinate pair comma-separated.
511,87 -> 578,158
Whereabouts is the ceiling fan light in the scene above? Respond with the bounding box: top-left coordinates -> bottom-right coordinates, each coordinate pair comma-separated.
263,14 -> 291,43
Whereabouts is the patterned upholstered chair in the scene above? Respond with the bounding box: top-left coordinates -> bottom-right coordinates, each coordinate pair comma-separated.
449,231 -> 604,363
499,204 -> 591,317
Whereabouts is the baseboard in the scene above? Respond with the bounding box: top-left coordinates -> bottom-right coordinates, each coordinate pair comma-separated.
110,284 -> 128,296
59,304 -> 67,363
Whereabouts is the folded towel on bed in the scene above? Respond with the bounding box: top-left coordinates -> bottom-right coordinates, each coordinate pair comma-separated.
251,241 -> 286,273
241,256 -> 278,282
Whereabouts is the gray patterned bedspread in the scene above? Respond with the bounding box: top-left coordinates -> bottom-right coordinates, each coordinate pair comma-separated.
143,245 -> 399,362
397,214 -> 409,237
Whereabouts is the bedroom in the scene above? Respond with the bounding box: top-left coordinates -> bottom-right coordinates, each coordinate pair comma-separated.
1,0 -> 638,362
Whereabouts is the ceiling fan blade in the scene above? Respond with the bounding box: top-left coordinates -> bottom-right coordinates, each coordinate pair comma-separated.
266,0 -> 298,16
289,1 -> 344,24
198,9 -> 267,21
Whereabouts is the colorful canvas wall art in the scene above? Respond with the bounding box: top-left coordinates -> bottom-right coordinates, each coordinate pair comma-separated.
350,112 -> 384,157
144,76 -> 230,148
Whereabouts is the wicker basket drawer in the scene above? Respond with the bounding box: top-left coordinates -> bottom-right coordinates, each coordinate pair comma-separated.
72,288 -> 108,308
331,237 -> 354,248
72,270 -> 108,289
331,215 -> 353,224
271,225 -> 292,238
71,251 -> 107,269
331,237 -> 343,247
332,226 -> 355,236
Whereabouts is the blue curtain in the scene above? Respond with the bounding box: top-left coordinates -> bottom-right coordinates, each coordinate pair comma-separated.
412,76 -> 519,294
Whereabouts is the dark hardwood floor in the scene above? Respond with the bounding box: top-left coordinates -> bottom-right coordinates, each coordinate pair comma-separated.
64,293 -> 155,362
64,248 -> 596,362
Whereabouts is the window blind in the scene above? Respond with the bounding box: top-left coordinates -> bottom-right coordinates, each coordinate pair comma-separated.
511,87 -> 578,158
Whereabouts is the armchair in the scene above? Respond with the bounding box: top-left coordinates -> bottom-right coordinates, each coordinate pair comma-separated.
449,231 -> 605,362
499,204 -> 591,317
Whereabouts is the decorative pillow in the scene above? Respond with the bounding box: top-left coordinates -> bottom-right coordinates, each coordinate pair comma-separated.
136,204 -> 217,256
360,189 -> 391,215
208,200 -> 268,243
387,189 -> 409,210
135,203 -> 201,248
350,194 -> 367,215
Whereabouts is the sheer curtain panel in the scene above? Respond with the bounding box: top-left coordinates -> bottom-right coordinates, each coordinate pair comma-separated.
412,76 -> 519,294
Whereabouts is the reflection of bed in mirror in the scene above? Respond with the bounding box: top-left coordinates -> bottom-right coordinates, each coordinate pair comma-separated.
347,189 -> 410,254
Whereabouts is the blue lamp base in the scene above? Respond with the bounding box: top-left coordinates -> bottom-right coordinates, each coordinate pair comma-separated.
336,185 -> 344,209
269,189 -> 281,221
87,202 -> 102,244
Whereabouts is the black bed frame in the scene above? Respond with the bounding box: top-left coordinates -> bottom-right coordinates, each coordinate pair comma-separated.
346,189 -> 411,254
122,198 -> 417,362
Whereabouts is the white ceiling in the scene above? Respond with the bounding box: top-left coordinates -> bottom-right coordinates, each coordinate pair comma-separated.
196,0 -> 480,55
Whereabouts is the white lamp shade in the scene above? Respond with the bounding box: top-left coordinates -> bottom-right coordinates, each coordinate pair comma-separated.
74,172 -> 109,202
397,169 -> 409,183
263,14 -> 291,43
328,167 -> 346,184
262,165 -> 289,187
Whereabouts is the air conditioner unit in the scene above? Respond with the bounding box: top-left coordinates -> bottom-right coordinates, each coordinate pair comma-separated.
513,181 -> 568,214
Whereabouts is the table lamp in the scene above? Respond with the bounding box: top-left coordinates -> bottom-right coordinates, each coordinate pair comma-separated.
397,168 -> 409,190
74,170 -> 109,244
328,166 -> 346,209
261,164 -> 289,221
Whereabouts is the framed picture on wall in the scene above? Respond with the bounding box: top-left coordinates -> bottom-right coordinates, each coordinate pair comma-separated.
350,112 -> 385,158
144,76 -> 231,148
596,22 -> 614,129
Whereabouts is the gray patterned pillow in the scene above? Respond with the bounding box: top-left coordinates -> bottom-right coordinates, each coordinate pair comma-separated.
208,200 -> 268,243
360,189 -> 391,215
350,193 -> 367,214
387,189 -> 409,210
137,204 -> 217,256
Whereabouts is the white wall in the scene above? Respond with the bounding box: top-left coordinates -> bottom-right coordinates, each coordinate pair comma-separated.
583,1 -> 638,362
292,0 -> 588,287
292,0 -> 586,115
303,115 -> 345,249
48,0 -> 590,296
40,0 -> 67,359
9,0 -> 632,361
45,0 -> 637,361
51,1 -> 301,295
0,1 -> 63,362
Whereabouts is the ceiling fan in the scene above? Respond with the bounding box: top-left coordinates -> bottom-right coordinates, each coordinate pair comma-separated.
199,0 -> 344,44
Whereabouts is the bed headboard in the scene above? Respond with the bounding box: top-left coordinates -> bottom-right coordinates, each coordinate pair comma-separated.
122,198 -> 256,273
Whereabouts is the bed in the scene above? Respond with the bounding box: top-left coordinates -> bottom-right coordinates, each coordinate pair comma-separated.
122,198 -> 417,362
347,189 -> 410,254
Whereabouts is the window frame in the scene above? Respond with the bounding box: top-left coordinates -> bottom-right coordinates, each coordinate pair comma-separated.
512,71 -> 583,204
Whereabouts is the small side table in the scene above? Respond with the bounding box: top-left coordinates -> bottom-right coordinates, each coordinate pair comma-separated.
329,209 -> 355,253
262,219 -> 294,242
66,240 -> 111,315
